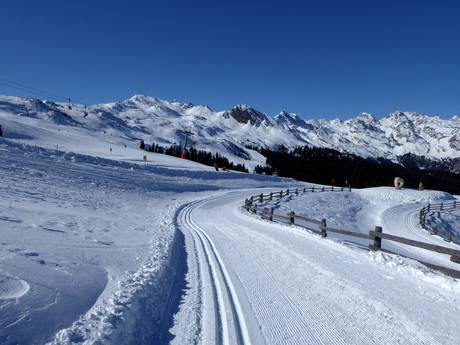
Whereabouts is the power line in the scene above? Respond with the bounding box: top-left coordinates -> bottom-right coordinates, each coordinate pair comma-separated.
0,77 -> 86,105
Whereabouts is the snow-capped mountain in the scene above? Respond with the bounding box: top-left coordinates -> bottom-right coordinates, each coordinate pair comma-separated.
0,94 -> 459,168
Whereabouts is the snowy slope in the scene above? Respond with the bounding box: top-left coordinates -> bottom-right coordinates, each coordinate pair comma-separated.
0,139 -> 292,345
2,94 -> 460,345
1,95 -> 460,171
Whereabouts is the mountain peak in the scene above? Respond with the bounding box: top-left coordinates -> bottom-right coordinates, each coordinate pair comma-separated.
128,94 -> 159,105
224,104 -> 270,126
233,104 -> 254,111
357,112 -> 376,123
275,111 -> 303,126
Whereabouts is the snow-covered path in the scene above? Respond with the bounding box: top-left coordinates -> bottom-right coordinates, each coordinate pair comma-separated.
379,204 -> 459,268
174,190 -> 460,345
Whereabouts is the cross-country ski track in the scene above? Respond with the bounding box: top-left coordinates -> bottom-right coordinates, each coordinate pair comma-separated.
172,190 -> 460,345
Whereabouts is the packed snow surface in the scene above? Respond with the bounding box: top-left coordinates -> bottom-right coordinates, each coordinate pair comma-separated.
171,190 -> 460,345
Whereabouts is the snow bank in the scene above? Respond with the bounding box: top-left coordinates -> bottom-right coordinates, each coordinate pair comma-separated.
354,186 -> 455,204
425,209 -> 460,243
49,204 -> 183,345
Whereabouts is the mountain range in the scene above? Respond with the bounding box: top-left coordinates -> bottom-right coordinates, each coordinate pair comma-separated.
0,94 -> 459,171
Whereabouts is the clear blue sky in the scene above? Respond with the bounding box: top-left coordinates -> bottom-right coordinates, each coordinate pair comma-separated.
1,0 -> 460,119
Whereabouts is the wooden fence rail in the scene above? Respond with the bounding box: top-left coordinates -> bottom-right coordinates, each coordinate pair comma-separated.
419,200 -> 459,244
244,187 -> 460,267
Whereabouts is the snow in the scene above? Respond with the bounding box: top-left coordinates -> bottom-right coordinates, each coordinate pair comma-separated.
173,190 -> 460,345
1,94 -> 460,344
0,139 -> 290,344
426,208 -> 460,243
259,187 -> 460,270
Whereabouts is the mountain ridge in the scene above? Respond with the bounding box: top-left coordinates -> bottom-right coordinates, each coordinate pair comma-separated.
0,94 -> 459,170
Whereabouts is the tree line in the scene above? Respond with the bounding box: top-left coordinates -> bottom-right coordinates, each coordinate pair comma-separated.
140,140 -> 249,173
253,145 -> 460,194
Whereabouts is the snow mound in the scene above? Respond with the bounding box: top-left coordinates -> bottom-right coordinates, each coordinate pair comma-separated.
0,276 -> 30,299
354,187 -> 454,204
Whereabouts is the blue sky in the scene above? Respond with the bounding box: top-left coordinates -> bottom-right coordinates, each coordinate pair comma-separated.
1,0 -> 460,119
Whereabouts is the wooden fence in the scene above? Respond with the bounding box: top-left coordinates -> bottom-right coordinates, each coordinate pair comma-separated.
244,187 -> 460,269
419,200 -> 459,244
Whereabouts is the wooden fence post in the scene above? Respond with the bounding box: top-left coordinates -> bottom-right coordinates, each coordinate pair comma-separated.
311,187 -> 315,192
370,226 -> 383,250
320,218 -> 327,238
427,204 -> 431,212
349,186 -> 352,192
287,189 -> 290,195
269,192 -> 273,201
295,188 -> 299,195
303,187 -> 307,193
288,211 -> 295,225
259,193 -> 263,203
440,202 -> 444,211
267,208 -> 274,221
321,186 -> 325,192
451,255 -> 460,264
341,187 -> 344,192
332,186 -> 334,192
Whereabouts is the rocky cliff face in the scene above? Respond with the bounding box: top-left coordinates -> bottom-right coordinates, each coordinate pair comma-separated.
222,104 -> 270,126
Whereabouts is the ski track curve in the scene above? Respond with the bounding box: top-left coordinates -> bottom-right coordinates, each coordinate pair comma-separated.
380,203 -> 460,269
174,190 -> 459,345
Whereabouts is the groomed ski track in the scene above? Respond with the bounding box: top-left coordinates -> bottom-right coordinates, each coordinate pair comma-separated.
175,190 -> 460,345
380,203 -> 460,270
